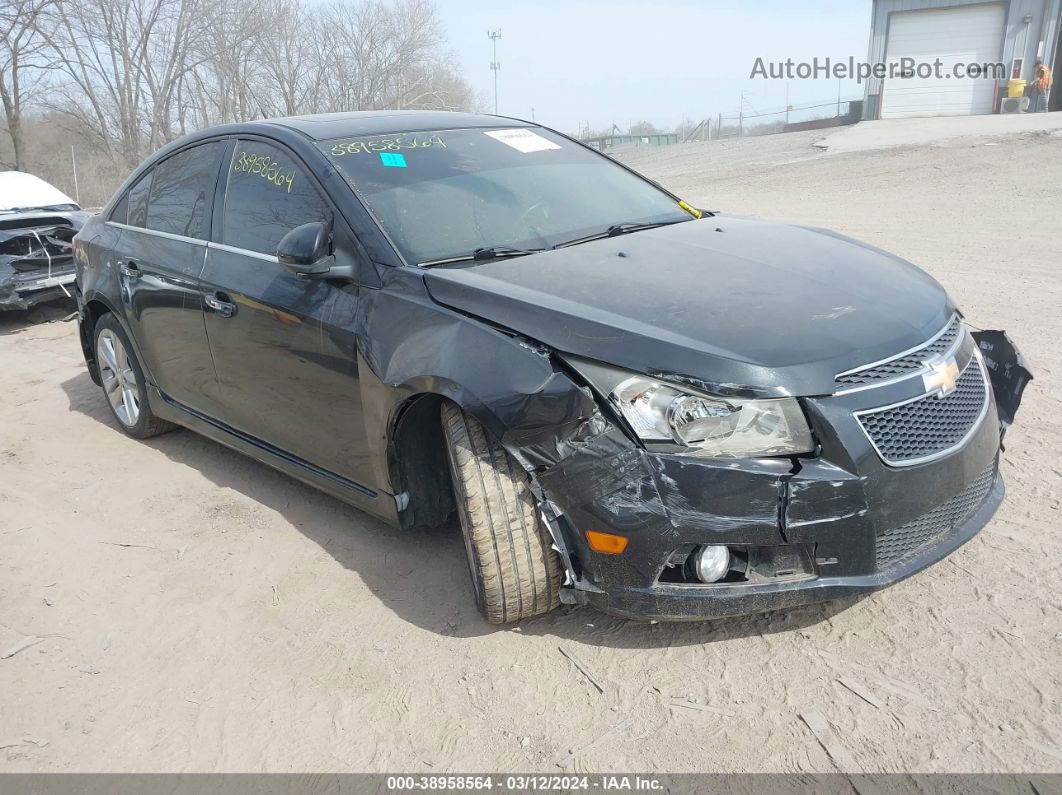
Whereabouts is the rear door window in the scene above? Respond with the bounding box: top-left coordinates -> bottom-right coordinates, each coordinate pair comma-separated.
221,140 -> 332,256
144,142 -> 222,239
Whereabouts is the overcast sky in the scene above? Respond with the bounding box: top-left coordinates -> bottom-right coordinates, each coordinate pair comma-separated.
436,0 -> 872,134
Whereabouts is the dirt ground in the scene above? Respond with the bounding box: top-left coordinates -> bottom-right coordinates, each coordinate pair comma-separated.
1,120 -> 1060,774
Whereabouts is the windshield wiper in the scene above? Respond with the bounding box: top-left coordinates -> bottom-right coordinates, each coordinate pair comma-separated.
418,245 -> 545,268
551,218 -> 689,250
417,219 -> 689,266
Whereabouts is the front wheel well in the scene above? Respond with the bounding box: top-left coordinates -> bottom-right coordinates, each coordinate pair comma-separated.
390,393 -> 456,530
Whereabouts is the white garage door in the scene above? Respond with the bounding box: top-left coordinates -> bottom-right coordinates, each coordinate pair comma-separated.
880,4 -> 1005,118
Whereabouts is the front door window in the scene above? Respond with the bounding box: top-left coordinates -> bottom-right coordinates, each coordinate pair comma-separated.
221,141 -> 333,254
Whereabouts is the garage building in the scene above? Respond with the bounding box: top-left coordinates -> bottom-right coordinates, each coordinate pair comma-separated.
863,0 -> 1062,118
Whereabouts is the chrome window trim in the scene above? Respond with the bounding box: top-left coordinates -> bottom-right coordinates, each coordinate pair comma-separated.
207,241 -> 279,263
105,222 -> 280,263
105,221 -> 203,246
834,314 -> 963,396
853,350 -> 992,468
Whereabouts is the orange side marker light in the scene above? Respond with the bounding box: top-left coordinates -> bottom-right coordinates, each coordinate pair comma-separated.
585,530 -> 629,555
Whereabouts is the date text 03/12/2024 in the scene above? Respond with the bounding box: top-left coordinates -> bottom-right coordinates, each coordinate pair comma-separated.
385,775 -> 664,791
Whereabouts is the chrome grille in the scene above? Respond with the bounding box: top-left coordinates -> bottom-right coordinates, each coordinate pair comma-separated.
856,357 -> 988,466
876,463 -> 996,569
836,316 -> 962,388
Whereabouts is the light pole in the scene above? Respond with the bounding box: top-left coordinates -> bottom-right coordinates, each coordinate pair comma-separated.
488,29 -> 502,114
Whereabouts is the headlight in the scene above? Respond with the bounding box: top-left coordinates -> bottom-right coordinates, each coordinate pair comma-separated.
610,376 -> 814,458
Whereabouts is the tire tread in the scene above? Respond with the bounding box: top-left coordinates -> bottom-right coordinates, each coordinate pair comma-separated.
441,403 -> 561,623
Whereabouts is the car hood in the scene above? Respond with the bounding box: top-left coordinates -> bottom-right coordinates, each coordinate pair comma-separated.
0,170 -> 78,212
423,216 -> 952,397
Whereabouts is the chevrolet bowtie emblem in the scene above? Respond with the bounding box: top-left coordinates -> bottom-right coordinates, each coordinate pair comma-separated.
923,357 -> 961,398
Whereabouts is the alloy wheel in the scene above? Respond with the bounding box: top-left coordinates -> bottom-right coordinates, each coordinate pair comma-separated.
96,328 -> 141,427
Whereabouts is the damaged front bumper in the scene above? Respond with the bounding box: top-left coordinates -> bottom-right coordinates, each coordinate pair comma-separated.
520,330 -> 1029,622
548,447 -> 1005,621
0,212 -> 85,310
579,473 -> 1004,621
0,265 -> 77,310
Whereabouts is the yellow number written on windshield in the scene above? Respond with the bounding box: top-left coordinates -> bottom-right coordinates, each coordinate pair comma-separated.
329,135 -> 446,156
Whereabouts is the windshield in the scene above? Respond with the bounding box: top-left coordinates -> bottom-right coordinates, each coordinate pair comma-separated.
318,126 -> 692,265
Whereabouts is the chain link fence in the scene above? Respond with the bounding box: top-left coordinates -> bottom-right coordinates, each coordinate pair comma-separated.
684,96 -> 865,142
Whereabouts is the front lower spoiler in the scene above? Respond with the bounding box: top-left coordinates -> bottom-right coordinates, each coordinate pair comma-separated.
585,472 -> 1004,621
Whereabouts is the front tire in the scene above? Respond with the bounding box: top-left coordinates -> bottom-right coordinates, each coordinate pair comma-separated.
441,403 -> 562,624
93,313 -> 175,439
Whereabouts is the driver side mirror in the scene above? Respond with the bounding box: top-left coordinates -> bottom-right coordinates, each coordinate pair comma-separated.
277,222 -> 333,276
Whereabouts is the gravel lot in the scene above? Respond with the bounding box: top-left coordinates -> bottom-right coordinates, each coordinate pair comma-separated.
1,118 -> 1060,773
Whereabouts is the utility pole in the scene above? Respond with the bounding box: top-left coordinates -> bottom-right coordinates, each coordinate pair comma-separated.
70,146 -> 80,205
837,78 -> 842,117
488,29 -> 502,114
531,107 -> 535,122
739,89 -> 756,136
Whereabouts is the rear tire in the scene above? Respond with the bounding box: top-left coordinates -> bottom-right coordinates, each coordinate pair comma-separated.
93,313 -> 176,439
441,402 -> 562,624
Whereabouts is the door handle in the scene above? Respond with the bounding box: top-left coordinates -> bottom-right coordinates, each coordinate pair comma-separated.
204,292 -> 237,318
119,261 -> 141,280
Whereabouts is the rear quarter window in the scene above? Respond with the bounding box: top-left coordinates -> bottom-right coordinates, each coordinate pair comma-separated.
127,172 -> 152,227
109,193 -> 128,224
109,171 -> 151,226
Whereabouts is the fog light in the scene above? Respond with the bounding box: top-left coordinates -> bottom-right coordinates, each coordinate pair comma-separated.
694,545 -> 731,583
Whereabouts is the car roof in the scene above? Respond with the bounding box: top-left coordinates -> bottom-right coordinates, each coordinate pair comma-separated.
259,110 -> 528,141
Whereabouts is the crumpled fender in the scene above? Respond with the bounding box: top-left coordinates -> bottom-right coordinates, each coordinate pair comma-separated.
361,287 -> 598,441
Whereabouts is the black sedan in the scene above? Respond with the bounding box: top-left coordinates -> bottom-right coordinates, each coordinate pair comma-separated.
72,111 -> 1030,623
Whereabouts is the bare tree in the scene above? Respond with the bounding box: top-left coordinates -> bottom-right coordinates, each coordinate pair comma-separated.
39,0 -> 211,164
0,0 -> 53,169
181,0 -> 271,128
178,0 -> 472,126
6,0 -> 474,202
319,0 -> 464,112
253,0 -> 325,116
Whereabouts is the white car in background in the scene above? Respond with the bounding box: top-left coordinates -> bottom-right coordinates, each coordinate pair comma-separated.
0,171 -> 89,310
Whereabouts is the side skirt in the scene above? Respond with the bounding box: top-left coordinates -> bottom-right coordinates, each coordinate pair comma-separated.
147,386 -> 399,527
